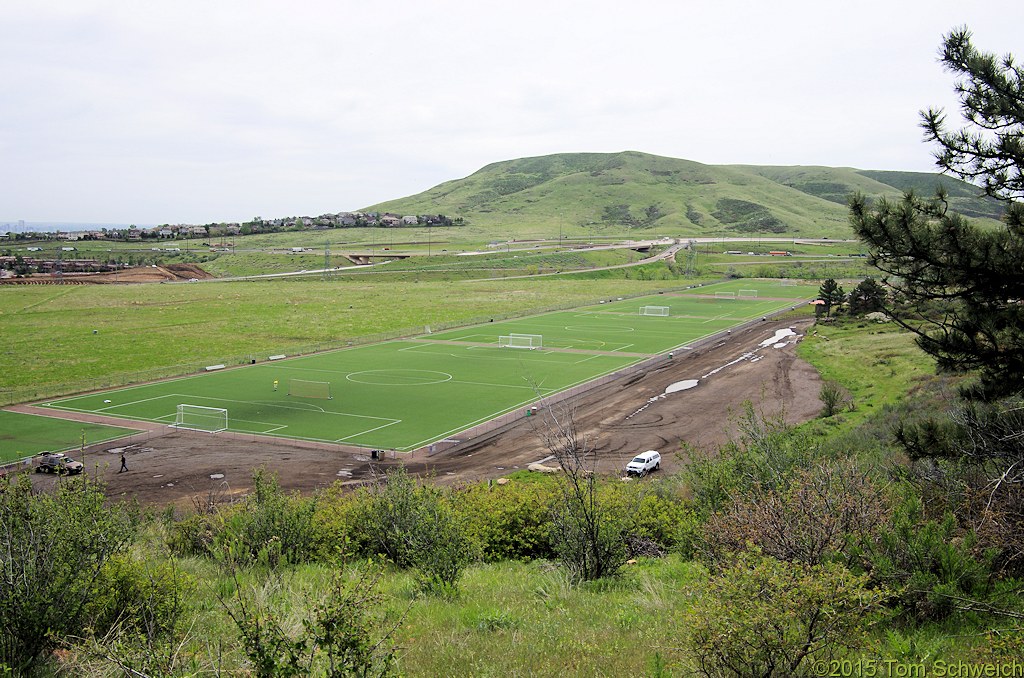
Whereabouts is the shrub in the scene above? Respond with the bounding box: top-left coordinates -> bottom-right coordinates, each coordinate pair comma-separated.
454,481 -> 556,562
850,494 -> 996,622
682,402 -> 817,517
168,469 -> 317,568
223,563 -> 401,677
700,460 -> 892,567
312,484 -> 375,562
84,554 -> 192,642
683,549 -> 889,677
363,467 -> 473,595
819,380 -> 852,417
218,468 -> 318,568
0,474 -> 138,673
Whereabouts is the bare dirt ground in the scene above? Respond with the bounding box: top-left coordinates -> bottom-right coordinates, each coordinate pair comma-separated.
0,263 -> 214,285
25,318 -> 822,507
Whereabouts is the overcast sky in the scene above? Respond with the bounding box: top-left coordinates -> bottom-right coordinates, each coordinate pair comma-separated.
1,1 -> 1021,225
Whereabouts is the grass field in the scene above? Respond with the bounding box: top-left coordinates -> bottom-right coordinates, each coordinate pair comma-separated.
0,410 -> 139,464
37,280 -> 811,452
1,277 -> 707,398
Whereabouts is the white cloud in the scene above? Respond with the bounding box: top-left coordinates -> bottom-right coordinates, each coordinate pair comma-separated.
0,0 -> 1020,223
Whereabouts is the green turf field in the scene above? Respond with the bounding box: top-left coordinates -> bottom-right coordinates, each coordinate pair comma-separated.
0,410 -> 139,464
37,280 -> 811,452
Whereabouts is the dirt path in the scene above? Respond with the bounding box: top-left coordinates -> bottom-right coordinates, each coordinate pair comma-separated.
28,318 -> 822,507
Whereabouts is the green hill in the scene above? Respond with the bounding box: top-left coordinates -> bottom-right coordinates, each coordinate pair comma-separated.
364,151 -> 1004,239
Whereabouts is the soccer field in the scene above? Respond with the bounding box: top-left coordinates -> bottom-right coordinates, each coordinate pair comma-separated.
39,281 -> 811,452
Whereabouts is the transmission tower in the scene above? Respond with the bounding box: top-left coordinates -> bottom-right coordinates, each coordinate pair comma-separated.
54,244 -> 64,284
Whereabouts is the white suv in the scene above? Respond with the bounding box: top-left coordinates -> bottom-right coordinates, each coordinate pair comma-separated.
626,451 -> 661,477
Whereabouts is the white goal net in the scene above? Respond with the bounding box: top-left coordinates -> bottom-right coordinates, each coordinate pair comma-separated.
639,305 -> 670,316
498,333 -> 543,350
174,404 -> 228,433
288,379 -> 333,399
714,291 -> 737,300
738,289 -> 758,299
780,278 -> 797,287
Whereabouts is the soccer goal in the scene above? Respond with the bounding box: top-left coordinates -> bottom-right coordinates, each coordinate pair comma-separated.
780,278 -> 797,287
499,333 -> 543,350
639,305 -> 670,317
738,289 -> 758,299
288,379 -> 333,399
174,404 -> 228,433
714,291 -> 737,300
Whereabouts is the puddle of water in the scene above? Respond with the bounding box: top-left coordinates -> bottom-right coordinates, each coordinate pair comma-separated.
664,379 -> 699,394
759,328 -> 797,348
628,378 -> 701,419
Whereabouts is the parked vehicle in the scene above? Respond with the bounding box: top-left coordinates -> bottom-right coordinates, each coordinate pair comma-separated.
34,452 -> 84,475
625,450 -> 661,477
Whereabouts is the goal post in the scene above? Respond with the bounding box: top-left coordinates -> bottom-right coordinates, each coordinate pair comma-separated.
780,278 -> 797,287
714,291 -> 737,300
639,305 -> 670,317
498,333 -> 543,350
738,289 -> 758,299
288,379 -> 333,399
174,404 -> 228,433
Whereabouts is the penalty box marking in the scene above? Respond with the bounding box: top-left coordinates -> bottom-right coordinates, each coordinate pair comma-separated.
54,393 -> 401,440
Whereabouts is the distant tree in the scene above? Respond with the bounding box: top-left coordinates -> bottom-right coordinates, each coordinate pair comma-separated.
817,278 -> 845,318
847,277 -> 887,316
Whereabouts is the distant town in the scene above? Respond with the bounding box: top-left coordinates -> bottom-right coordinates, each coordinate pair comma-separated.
0,212 -> 462,241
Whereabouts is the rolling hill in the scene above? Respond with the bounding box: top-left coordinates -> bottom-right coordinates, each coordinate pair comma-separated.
364,151 -> 1004,239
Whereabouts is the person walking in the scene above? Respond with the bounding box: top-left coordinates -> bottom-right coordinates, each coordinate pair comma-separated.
118,452 -> 128,473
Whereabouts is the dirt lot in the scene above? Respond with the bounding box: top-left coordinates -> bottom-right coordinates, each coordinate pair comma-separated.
0,263 -> 213,285
24,317 -> 822,507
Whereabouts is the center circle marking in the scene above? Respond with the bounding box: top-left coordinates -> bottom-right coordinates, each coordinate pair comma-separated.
564,325 -> 636,333
346,369 -> 453,386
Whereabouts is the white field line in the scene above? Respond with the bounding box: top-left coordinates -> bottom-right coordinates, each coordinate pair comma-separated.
335,418 -> 403,443
399,354 -> 652,451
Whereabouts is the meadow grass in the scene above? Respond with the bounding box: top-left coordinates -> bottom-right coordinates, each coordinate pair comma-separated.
798,319 -> 934,421
132,545 -> 1003,676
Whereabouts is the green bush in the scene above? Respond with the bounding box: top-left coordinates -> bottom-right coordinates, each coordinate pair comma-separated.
0,474 -> 139,673
311,484 -> 375,562
362,467 -> 473,595
850,494 -> 996,622
454,481 -> 556,562
167,468 -> 317,568
683,549 -> 889,677
84,554 -> 193,642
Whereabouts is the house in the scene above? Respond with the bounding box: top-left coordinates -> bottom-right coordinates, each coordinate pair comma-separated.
402,215 -> 418,225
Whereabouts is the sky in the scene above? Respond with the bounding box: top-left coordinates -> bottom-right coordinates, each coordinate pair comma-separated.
1,1 -> 1021,225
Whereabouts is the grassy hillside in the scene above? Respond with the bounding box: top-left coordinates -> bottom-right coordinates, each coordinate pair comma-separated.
364,151 -> 1004,239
